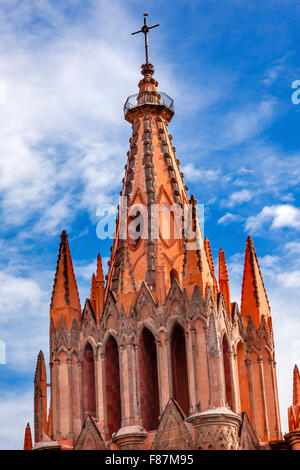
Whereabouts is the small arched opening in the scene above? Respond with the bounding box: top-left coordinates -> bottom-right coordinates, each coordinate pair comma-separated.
139,327 -> 160,430
82,343 -> 96,421
105,336 -> 121,437
170,322 -> 190,416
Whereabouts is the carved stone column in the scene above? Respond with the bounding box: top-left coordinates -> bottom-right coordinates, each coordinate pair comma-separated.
166,339 -> 173,397
93,353 -> 99,422
54,357 -> 61,439
66,356 -> 74,440
258,356 -> 269,440
49,360 -> 54,439
95,350 -> 105,434
232,352 -> 241,414
113,340 -> 147,449
78,359 -> 83,428
269,359 -> 282,439
245,358 -> 256,431
118,345 -> 127,428
216,354 -> 226,407
156,329 -> 171,414
228,350 -> 238,413
126,342 -> 139,425
185,325 -> 197,414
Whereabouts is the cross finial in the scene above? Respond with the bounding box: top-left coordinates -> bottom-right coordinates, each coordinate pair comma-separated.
131,13 -> 159,64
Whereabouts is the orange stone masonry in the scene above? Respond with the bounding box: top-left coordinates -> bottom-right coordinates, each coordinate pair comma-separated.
24,59 -> 297,451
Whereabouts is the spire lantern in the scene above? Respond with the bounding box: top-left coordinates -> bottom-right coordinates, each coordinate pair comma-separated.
124,14 -> 174,123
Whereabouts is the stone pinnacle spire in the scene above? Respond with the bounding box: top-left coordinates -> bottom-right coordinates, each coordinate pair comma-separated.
241,235 -> 270,329
23,423 -> 33,450
293,365 -> 300,407
219,248 -> 231,315
50,230 -> 81,329
34,351 -> 47,444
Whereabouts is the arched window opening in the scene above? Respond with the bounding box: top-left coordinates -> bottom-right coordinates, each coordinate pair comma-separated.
171,323 -> 190,416
139,328 -> 160,430
105,336 -> 121,437
222,335 -> 233,410
82,343 -> 96,421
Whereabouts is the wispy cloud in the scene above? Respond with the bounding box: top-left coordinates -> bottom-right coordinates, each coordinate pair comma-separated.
246,204 -> 300,233
217,212 -> 241,225
222,189 -> 254,208
182,163 -> 220,183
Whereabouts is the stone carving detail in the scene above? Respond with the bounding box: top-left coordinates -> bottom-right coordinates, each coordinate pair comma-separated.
195,423 -> 239,450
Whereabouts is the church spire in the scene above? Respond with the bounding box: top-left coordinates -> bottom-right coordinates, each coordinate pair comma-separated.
50,230 -> 81,329
240,236 -> 270,329
106,38 -> 192,308
23,423 -> 33,450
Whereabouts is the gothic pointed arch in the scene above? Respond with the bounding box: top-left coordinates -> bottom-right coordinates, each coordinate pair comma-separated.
105,335 -> 121,437
82,342 -> 96,421
170,322 -> 190,416
138,326 -> 160,431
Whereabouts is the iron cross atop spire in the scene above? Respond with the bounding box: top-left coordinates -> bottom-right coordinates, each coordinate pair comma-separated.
131,13 -> 159,64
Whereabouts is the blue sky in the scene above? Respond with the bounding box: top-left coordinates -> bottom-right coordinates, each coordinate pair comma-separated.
0,0 -> 300,449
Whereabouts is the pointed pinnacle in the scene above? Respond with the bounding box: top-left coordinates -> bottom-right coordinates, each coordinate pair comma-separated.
23,422 -> 33,450
90,273 -> 96,301
219,248 -> 229,282
293,364 -> 300,406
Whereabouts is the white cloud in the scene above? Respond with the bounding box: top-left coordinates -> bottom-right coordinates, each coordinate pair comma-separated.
262,52 -> 293,86
221,98 -> 277,146
285,241 -> 300,255
217,212 -> 241,225
246,204 -> 300,232
223,189 -> 254,208
182,163 -> 220,183
0,271 -> 45,324
277,270 -> 300,289
0,389 -> 33,450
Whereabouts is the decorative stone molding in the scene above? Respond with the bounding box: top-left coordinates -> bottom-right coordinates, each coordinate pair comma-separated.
187,407 -> 241,450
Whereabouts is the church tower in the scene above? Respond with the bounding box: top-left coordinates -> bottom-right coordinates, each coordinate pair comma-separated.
25,14 -> 294,451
